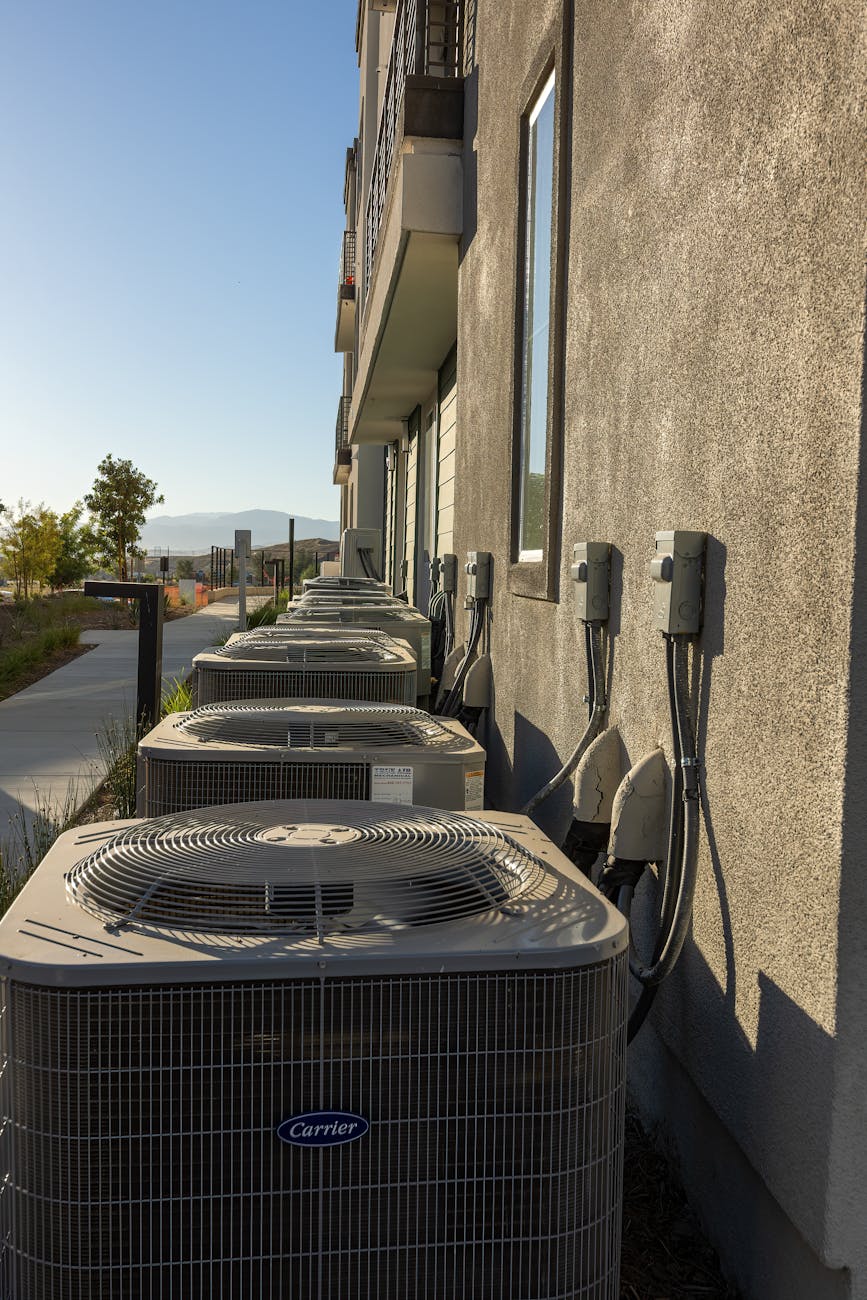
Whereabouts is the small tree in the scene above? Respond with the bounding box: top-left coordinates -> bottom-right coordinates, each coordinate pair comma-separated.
0,501 -> 62,598
83,456 -> 164,582
175,557 -> 195,579
46,503 -> 94,590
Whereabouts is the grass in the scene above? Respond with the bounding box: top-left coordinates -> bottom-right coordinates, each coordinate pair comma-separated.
0,670 -> 196,911
0,624 -> 82,696
0,786 -> 83,913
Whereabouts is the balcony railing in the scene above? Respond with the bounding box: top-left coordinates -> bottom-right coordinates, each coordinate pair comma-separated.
364,0 -> 463,291
335,394 -> 352,455
340,229 -> 357,287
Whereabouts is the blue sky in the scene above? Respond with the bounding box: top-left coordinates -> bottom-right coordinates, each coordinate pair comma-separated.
0,0 -> 358,521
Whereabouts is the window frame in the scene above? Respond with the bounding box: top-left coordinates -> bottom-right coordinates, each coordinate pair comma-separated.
508,47 -> 568,602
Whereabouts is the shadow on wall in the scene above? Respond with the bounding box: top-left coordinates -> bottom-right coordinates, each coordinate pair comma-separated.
460,64 -> 479,257
636,940 -> 849,1298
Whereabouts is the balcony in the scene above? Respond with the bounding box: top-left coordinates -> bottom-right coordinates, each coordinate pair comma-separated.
351,0 -> 464,444
334,229 -> 357,353
333,395 -> 352,485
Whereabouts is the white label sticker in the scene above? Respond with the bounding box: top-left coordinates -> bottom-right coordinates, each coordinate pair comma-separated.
464,769 -> 485,811
371,765 -> 414,805
323,730 -> 339,745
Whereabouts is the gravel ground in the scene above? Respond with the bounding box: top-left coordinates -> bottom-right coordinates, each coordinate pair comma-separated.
621,1109 -> 741,1299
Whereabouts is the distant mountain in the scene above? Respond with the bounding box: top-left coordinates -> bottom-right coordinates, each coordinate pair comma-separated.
140,511 -> 339,551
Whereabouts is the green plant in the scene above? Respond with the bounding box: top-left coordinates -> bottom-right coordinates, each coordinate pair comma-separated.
83,454 -> 164,581
0,787 -> 81,914
246,600 -> 279,629
161,674 -> 193,715
0,624 -> 80,692
96,714 -> 138,818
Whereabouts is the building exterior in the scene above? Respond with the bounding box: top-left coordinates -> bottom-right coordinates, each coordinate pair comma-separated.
334,2 -> 867,1296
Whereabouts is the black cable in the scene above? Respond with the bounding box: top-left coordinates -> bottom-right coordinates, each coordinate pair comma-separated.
627,636 -> 682,1040
358,548 -> 381,582
443,590 -> 455,657
520,622 -> 607,817
439,599 -> 485,716
627,634 -> 701,1023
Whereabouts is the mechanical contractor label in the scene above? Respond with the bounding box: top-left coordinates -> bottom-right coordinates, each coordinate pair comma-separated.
371,765 -> 414,804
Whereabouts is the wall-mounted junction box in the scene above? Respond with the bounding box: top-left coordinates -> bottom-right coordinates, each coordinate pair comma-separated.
570,542 -> 611,622
465,551 -> 492,601
429,557 -> 442,587
441,554 -> 458,594
651,530 -> 706,635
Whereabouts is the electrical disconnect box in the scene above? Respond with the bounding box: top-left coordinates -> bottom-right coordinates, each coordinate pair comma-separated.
465,551 -> 492,601
441,554 -> 458,594
429,556 -> 442,588
650,530 -> 706,635
571,542 -> 611,622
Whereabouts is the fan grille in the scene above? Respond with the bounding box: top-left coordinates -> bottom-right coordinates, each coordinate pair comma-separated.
66,802 -> 552,937
212,640 -> 400,663
175,704 -> 470,749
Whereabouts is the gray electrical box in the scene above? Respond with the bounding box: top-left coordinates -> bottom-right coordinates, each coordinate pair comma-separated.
570,542 -> 610,622
465,551 -> 492,601
441,554 -> 458,594
651,530 -> 706,635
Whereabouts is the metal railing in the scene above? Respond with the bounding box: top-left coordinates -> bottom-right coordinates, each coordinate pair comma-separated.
363,0 -> 463,292
340,230 -> 357,286
335,395 -> 352,454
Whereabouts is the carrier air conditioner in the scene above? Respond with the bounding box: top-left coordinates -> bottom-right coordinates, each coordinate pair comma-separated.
137,702 -> 486,816
0,799 -> 627,1299
193,635 -> 417,706
278,605 -> 432,689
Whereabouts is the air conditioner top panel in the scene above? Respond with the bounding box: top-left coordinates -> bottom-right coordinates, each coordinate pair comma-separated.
193,638 -> 416,668
228,627 -> 395,646
140,702 -> 482,758
2,803 -> 626,985
279,608 -> 429,626
304,576 -> 388,591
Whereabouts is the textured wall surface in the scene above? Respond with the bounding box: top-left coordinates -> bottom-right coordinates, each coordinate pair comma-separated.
455,0 -> 866,1294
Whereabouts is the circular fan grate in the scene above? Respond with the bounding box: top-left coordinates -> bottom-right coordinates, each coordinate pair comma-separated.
175,704 -> 473,750
237,627 -> 393,644
66,802 -> 549,937
287,607 -> 421,623
212,640 -> 400,663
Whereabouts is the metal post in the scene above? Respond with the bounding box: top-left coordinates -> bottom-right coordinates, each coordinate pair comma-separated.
236,529 -> 251,632
288,518 -> 295,598
84,581 -> 164,734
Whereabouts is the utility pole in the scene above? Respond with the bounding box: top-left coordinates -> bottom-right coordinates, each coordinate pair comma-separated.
288,517 -> 295,597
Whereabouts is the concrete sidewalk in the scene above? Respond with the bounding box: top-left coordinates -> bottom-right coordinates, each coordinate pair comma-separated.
0,597 -> 261,840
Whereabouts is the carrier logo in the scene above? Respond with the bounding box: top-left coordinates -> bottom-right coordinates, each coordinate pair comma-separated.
277,1110 -> 369,1148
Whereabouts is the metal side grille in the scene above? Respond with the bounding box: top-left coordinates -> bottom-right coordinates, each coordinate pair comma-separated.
195,666 -> 416,706
0,959 -> 626,1299
144,759 -> 371,815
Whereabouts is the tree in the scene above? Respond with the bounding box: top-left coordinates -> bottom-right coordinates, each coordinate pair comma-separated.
46,503 -> 94,590
175,557 -> 195,579
83,455 -> 164,582
0,500 -> 62,598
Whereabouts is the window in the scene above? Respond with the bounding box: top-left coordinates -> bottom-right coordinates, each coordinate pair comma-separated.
516,69 -> 556,563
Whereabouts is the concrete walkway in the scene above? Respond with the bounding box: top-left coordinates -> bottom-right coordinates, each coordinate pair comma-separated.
0,597 -> 262,841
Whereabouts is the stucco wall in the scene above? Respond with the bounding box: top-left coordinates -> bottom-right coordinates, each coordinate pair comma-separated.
455,0 -> 866,1293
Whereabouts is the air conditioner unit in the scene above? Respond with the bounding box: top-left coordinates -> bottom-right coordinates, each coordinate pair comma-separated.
193,635 -> 417,706
303,575 -> 388,593
137,702 -> 486,816
278,606 -> 432,691
340,526 -> 382,579
294,591 -> 403,606
0,800 -> 627,1299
